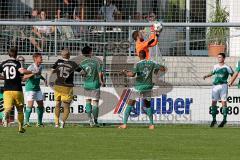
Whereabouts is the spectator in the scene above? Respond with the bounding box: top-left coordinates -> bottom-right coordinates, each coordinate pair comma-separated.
19,10 -> 38,49
30,10 -> 55,51
31,8 -> 39,20
142,13 -> 148,21
98,0 -> 120,22
148,12 -> 157,22
23,11 -> 30,19
133,12 -> 142,21
57,0 -> 78,19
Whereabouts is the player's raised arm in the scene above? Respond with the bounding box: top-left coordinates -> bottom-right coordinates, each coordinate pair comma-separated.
148,33 -> 158,47
142,33 -> 157,48
132,31 -> 154,49
148,22 -> 163,47
142,22 -> 162,48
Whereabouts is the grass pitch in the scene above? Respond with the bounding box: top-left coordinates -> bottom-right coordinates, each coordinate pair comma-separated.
0,125 -> 240,160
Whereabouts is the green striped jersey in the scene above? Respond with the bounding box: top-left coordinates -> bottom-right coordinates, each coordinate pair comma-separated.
212,64 -> 233,85
133,59 -> 161,92
80,57 -> 103,90
25,63 -> 43,91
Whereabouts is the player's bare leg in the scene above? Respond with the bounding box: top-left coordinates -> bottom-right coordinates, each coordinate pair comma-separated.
61,101 -> 71,128
16,106 -> 25,133
54,101 -> 61,128
119,99 -> 136,129
36,100 -> 44,127
210,101 -> 217,127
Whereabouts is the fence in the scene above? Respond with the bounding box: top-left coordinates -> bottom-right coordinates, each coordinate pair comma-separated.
0,21 -> 232,57
1,0 -> 240,56
0,21 -> 240,87
0,0 -> 207,22
0,20 -> 240,56
0,0 -> 218,57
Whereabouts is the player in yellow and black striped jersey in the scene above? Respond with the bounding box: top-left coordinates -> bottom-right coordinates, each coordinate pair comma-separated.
0,47 -> 36,133
51,48 -> 83,128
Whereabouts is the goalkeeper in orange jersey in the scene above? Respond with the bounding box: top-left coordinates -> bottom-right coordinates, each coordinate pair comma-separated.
132,24 -> 162,60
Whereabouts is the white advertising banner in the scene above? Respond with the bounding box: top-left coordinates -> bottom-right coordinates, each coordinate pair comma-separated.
15,87 -> 240,124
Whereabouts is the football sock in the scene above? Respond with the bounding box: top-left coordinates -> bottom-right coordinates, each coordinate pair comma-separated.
123,105 -> 132,124
85,102 -> 92,119
222,107 -> 228,121
24,107 -> 32,124
146,107 -> 154,125
211,106 -> 217,121
36,106 -> 44,124
92,105 -> 99,122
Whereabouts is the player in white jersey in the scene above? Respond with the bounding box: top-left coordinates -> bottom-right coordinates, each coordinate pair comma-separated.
203,53 -> 233,127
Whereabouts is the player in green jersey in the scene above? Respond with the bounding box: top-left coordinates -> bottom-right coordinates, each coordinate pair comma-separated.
119,50 -> 166,129
80,46 -> 104,127
23,53 -> 46,127
203,53 -> 233,127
